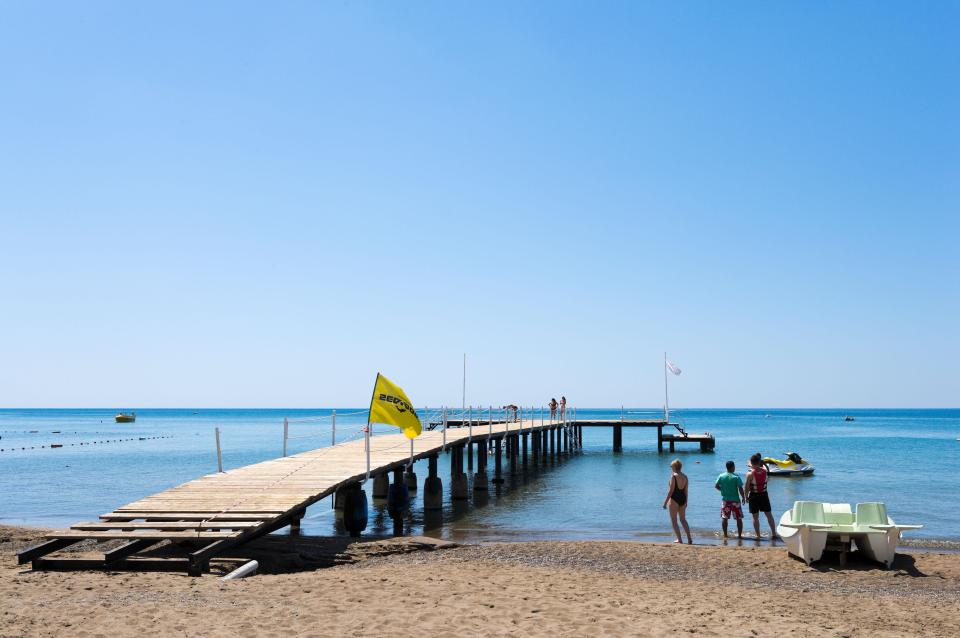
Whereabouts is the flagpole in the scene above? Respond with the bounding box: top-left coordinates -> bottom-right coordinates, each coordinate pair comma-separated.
664,352 -> 670,423
365,373 -> 380,483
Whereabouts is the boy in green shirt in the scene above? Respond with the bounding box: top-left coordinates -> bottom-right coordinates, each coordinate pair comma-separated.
715,460 -> 746,538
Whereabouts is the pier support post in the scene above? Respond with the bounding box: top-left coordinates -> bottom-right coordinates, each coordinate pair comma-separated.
451,445 -> 468,500
387,468 -> 408,536
424,455 -> 443,510
657,426 -> 663,454
541,429 -> 549,463
467,441 -> 474,471
333,486 -> 347,510
531,429 -> 539,462
289,511 -> 303,536
669,439 -> 675,453
578,424 -> 583,448
404,466 -> 418,492
373,473 -> 389,499
493,437 -> 504,483
613,425 -> 623,453
451,445 -> 461,478
549,427 -> 556,457
522,432 -> 529,467
474,439 -> 488,491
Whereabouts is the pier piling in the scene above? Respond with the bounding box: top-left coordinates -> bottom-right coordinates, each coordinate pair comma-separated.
451,445 -> 468,500
387,468 -> 408,536
373,473 -> 389,499
423,455 -> 443,510
473,439 -> 488,491
493,437 -> 504,484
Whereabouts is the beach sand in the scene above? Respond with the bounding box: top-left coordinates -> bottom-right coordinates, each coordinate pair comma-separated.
2,525 -> 958,637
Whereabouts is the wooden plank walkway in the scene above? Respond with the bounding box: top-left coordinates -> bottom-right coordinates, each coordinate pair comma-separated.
20,418 -> 570,575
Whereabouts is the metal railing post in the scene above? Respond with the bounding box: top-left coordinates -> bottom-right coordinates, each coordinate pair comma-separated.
442,406 -> 447,450
282,417 -> 288,457
365,422 -> 371,480
488,405 -> 493,437
331,409 -> 336,446
215,427 -> 224,473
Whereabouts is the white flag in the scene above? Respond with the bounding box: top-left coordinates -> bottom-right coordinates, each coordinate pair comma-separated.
666,359 -> 681,375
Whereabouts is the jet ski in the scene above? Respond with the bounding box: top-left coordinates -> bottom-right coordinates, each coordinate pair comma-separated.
762,451 -> 814,476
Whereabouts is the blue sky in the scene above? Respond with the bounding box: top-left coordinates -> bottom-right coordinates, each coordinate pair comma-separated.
1,2 -> 957,408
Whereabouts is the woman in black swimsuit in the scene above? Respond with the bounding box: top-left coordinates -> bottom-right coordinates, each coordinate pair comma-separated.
662,459 -> 693,544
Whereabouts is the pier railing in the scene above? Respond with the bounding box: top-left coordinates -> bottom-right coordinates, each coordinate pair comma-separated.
279,404 -> 577,461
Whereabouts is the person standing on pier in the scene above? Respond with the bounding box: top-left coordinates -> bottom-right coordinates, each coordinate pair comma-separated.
662,459 -> 693,544
715,460 -> 745,539
745,453 -> 779,541
560,396 -> 567,420
549,398 -> 558,420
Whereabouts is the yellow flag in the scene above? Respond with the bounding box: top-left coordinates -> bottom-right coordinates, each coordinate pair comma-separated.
368,373 -> 422,439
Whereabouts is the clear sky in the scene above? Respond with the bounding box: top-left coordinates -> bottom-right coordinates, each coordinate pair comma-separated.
1,2 -> 957,408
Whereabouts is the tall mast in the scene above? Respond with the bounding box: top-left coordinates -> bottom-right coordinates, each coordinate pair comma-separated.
462,353 -> 466,418
663,351 -> 670,423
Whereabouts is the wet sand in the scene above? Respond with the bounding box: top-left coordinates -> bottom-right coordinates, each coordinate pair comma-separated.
2,525 -> 958,637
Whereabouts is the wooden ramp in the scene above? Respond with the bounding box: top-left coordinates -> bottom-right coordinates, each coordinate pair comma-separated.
19,418 -> 562,575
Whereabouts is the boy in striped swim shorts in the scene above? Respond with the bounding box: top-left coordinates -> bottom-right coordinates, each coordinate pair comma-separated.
715,460 -> 745,538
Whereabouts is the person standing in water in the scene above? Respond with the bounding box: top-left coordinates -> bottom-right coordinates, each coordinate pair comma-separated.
662,459 -> 693,544
715,460 -> 746,538
745,453 -> 779,540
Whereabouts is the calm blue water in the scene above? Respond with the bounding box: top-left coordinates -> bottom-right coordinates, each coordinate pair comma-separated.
1,409 -> 958,543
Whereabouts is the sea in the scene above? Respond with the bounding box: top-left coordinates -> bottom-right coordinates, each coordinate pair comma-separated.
1,408 -> 958,546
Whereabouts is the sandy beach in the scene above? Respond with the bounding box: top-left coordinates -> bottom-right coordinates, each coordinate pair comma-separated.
3,525 -> 958,637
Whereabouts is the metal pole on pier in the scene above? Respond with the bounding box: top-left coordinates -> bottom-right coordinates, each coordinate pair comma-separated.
442,406 -> 447,450
365,422 -> 371,481
664,351 -> 670,423
215,427 -> 223,473
282,418 -> 288,457
489,406 -> 493,437
331,409 -> 336,446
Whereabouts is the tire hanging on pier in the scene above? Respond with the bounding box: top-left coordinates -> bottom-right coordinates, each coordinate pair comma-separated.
343,484 -> 368,537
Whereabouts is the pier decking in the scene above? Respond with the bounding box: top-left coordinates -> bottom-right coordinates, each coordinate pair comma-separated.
19,415 -> 714,575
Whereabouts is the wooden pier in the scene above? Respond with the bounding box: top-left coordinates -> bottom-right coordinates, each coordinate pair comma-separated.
572,420 -> 716,453
18,414 -> 714,575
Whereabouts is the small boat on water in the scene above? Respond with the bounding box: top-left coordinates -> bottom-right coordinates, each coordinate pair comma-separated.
843,415 -> 855,422
115,411 -> 136,423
